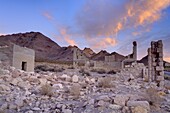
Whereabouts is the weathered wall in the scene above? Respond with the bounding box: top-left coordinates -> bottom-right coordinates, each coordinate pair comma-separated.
12,44 -> 35,72
0,45 -> 13,66
94,61 -> 122,70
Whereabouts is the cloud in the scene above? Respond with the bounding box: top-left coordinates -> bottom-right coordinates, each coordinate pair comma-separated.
88,37 -> 117,51
164,57 -> 170,62
126,0 -> 170,26
74,0 -> 170,51
43,11 -> 54,20
76,0 -> 170,38
59,28 -> 77,46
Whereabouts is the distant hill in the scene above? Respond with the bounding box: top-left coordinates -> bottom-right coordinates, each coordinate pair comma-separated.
83,47 -> 96,58
91,50 -> 110,61
0,32 -> 127,63
109,52 -> 125,62
139,55 -> 170,68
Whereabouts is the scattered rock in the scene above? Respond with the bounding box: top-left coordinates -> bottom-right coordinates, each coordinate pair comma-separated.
114,95 -> 130,106
72,75 -> 79,83
132,106 -> 148,113
127,101 -> 150,112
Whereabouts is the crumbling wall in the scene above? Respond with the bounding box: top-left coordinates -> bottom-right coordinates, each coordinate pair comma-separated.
147,40 -> 164,87
73,48 -> 88,67
0,45 -> 13,66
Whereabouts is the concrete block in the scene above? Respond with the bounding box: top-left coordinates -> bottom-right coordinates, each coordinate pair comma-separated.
156,76 -> 164,81
156,66 -> 163,71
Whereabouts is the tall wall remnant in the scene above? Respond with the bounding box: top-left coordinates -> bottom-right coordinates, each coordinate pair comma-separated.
122,41 -> 137,68
148,40 -> 164,87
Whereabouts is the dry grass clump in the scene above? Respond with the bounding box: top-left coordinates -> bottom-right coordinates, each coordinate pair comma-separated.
98,77 -> 114,88
40,83 -> 54,96
69,83 -> 81,97
145,88 -> 163,107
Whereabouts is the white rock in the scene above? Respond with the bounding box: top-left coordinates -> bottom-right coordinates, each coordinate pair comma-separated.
63,109 -> 72,113
11,79 -> 19,85
53,83 -> 63,89
25,110 -> 34,113
9,104 -> 17,109
90,78 -> 95,83
32,107 -> 41,111
109,104 -> 122,110
132,106 -> 148,113
61,74 -> 68,79
88,99 -> 95,105
97,100 -> 105,106
72,75 -> 79,83
130,74 -> 135,80
0,103 -> 8,109
0,84 -> 10,91
39,78 -> 47,85
15,99 -> 24,107
18,81 -> 31,89
127,101 -> 150,112
114,95 -> 129,106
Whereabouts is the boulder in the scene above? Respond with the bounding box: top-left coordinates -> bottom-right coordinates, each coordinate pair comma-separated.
132,106 -> 148,113
0,84 -> 10,91
72,75 -> 79,83
127,101 -> 150,112
114,95 -> 130,106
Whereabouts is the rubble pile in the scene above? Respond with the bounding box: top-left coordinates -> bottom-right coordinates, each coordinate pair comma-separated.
0,62 -> 170,113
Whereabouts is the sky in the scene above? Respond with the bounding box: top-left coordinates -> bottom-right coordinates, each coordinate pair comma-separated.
0,0 -> 170,62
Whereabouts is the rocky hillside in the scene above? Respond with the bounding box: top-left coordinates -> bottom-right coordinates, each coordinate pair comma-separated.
0,32 -> 127,63
0,32 -> 61,62
83,47 -> 96,58
91,50 -> 110,61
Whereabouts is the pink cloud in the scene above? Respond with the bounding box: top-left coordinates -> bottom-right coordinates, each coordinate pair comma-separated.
59,28 -> 77,46
43,11 -> 54,20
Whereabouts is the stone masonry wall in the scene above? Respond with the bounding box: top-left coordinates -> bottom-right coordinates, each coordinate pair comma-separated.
148,40 -> 164,87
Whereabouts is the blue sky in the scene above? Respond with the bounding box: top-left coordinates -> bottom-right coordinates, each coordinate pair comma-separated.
0,0 -> 170,61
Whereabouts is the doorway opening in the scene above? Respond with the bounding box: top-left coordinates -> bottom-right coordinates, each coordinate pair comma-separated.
22,62 -> 27,71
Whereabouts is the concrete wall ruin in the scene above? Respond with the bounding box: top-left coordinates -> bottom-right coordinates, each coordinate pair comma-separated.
0,44 -> 35,72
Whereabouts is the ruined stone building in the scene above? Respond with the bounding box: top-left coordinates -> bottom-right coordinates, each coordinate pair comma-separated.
73,41 -> 137,70
0,44 -> 35,72
122,41 -> 137,68
73,48 -> 88,67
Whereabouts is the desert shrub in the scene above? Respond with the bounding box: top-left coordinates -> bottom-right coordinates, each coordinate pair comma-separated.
107,70 -> 116,74
79,68 -> 91,76
69,83 -> 81,97
35,65 -> 48,72
97,69 -> 106,74
98,77 -> 114,88
90,69 -> 106,74
164,74 -> 170,80
68,66 -> 75,69
145,88 -> 162,106
35,65 -> 64,73
90,69 -> 97,72
40,83 -> 54,96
